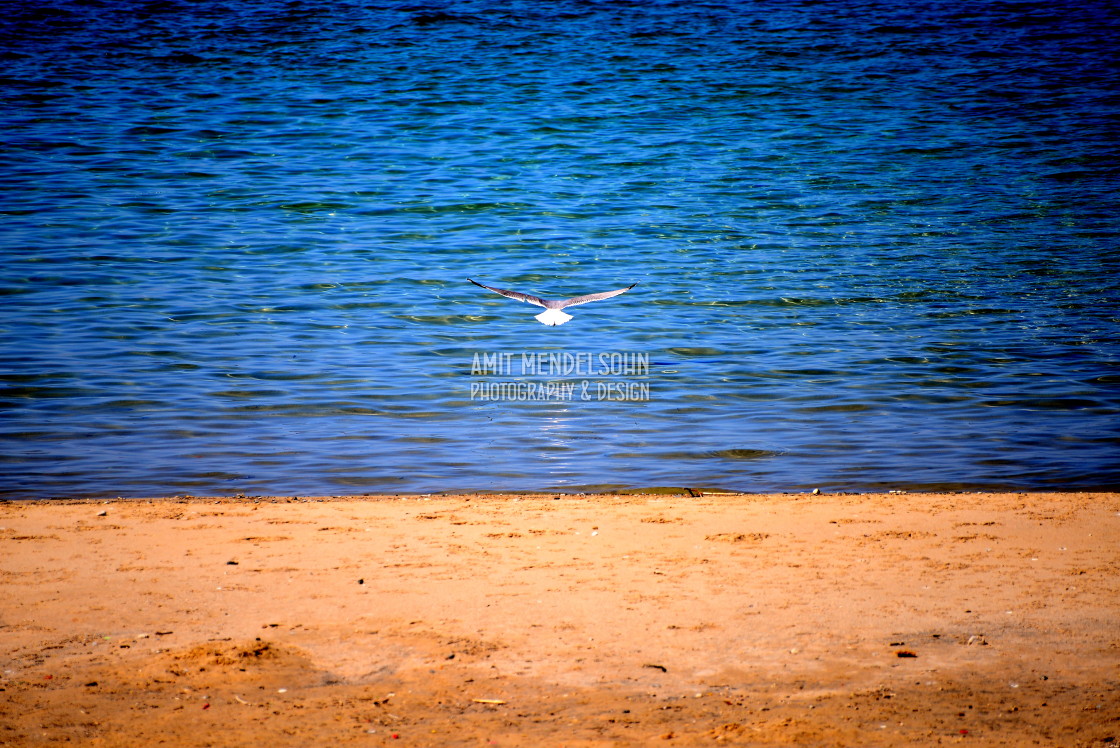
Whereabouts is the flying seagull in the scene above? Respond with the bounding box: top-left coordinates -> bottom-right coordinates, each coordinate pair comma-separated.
468,278 -> 638,326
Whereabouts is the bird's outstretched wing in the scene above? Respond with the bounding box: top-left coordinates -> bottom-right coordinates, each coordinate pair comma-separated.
468,278 -> 548,308
558,283 -> 639,309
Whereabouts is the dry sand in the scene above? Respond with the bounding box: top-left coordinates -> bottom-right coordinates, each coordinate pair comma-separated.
1,491 -> 1118,746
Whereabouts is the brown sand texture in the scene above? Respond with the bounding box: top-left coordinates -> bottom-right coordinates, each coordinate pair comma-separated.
1,491 -> 1118,747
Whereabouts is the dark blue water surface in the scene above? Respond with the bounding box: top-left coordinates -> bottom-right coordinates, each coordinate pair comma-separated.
2,0 -> 1119,498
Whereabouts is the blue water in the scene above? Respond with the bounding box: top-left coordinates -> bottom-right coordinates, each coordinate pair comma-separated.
3,0 -> 1119,499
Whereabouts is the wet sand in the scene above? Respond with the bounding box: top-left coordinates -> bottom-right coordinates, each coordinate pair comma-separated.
1,491 -> 1118,746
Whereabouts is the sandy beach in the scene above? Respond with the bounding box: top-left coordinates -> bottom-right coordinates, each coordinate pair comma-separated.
1,491 -> 1117,746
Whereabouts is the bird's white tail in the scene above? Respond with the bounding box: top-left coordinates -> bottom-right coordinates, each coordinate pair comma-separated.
535,309 -> 573,326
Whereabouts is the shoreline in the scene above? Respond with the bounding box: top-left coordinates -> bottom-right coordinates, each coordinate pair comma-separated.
2,491 -> 1118,746
6,486 -> 1117,502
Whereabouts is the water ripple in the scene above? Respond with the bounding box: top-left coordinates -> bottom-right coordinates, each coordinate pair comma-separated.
1,0 -> 1118,497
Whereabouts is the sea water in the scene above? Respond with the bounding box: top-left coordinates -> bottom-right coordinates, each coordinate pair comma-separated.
2,0 -> 1119,498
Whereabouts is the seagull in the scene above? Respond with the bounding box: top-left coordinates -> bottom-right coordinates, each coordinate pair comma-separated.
468,278 -> 638,326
